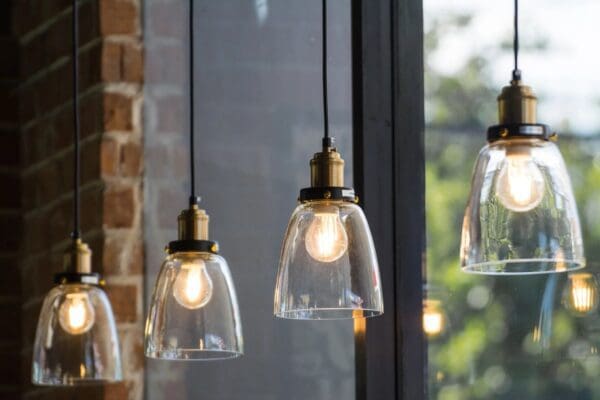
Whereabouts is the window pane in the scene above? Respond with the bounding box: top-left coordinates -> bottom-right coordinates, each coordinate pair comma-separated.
144,1 -> 355,399
425,1 -> 600,398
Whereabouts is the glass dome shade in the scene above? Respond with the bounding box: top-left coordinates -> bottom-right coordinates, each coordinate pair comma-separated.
145,251 -> 243,360
274,200 -> 384,319
461,138 -> 585,274
32,283 -> 122,385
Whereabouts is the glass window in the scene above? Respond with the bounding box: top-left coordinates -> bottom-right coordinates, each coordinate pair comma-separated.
144,1 -> 356,399
425,0 -> 600,398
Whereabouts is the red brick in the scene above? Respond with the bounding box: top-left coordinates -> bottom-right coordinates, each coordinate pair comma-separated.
101,41 -> 121,82
101,137 -> 118,177
122,42 -> 143,83
103,236 -> 143,276
105,284 -> 137,323
103,186 -> 134,228
103,93 -> 133,131
99,0 -> 139,35
120,141 -> 141,176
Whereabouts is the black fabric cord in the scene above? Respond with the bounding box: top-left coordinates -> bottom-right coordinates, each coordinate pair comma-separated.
71,0 -> 81,239
322,0 -> 329,143
512,0 -> 521,81
189,0 -> 197,205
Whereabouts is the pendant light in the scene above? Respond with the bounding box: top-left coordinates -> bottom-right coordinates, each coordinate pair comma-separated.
562,272 -> 599,317
273,0 -> 383,320
144,0 -> 243,360
460,0 -> 585,274
32,0 -> 122,385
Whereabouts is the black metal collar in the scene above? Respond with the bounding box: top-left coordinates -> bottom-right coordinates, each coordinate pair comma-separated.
487,123 -> 553,143
299,187 -> 358,203
167,239 -> 219,255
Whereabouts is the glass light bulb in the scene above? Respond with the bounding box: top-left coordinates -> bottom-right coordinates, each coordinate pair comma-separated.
305,208 -> 348,263
423,300 -> 445,338
58,292 -> 95,335
172,258 -> 213,309
563,273 -> 599,316
495,149 -> 545,212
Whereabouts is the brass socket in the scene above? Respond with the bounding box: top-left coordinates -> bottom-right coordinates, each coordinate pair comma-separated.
497,79 -> 537,124
63,239 -> 92,274
178,204 -> 209,241
310,147 -> 345,187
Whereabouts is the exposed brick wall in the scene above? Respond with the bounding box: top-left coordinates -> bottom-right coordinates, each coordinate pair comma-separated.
11,0 -> 144,399
0,1 -> 23,399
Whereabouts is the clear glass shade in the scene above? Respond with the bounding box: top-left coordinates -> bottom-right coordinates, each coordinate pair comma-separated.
145,251 -> 243,360
32,283 -> 122,385
274,200 -> 383,319
461,138 -> 585,274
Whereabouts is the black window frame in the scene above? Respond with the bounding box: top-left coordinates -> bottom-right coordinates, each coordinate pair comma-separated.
352,0 -> 426,399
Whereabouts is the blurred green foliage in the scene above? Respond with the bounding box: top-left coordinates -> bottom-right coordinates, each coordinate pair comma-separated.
425,12 -> 600,400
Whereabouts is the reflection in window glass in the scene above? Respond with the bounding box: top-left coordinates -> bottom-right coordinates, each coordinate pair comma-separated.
425,0 -> 600,398
144,1 -> 355,399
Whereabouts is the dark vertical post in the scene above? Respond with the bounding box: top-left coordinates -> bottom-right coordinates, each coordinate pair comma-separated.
352,0 -> 425,398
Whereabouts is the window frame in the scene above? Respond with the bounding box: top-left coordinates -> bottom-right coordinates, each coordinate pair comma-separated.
352,0 -> 426,399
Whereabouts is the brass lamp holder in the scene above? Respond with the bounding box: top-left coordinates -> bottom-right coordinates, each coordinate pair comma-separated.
487,79 -> 556,143
167,198 -> 219,254
299,138 -> 358,203
54,238 -> 102,285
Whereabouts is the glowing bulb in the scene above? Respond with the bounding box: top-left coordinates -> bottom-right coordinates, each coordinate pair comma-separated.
495,148 -> 545,212
563,273 -> 599,316
58,292 -> 95,335
173,258 -> 213,309
423,300 -> 445,338
305,207 -> 348,263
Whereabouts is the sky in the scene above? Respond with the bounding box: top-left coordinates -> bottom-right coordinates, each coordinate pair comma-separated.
425,0 -> 600,135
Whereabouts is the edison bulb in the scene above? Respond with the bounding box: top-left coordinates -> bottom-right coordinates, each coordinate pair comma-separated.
305,206 -> 348,263
173,258 -> 213,309
58,292 -> 95,335
423,300 -> 445,338
495,148 -> 545,212
563,273 -> 599,317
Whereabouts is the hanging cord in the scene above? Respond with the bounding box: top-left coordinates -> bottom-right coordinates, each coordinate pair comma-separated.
512,0 -> 521,81
189,0 -> 199,205
322,0 -> 332,148
71,0 -> 81,240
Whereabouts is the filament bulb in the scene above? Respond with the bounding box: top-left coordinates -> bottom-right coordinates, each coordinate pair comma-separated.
423,300 -> 446,338
495,147 -> 545,212
563,273 -> 599,317
305,206 -> 348,263
173,258 -> 213,309
58,292 -> 95,335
